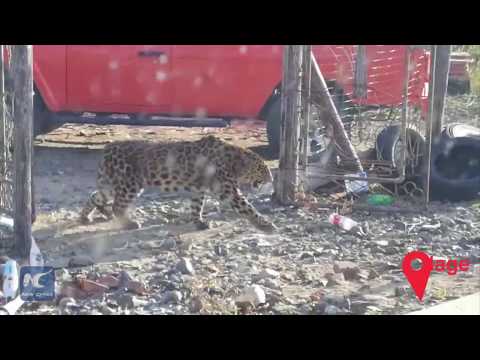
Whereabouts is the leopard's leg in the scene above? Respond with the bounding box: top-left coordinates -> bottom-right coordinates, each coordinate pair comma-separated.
112,182 -> 143,230
216,179 -> 277,233
79,163 -> 114,224
79,189 -> 113,224
190,192 -> 210,230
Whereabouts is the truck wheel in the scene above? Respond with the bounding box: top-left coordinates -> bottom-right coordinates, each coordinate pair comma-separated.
266,94 -> 282,156
33,90 -> 61,136
447,79 -> 471,96
266,82 -> 347,157
376,124 -> 426,178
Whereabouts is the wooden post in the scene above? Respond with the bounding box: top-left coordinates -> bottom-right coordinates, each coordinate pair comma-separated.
425,45 -> 451,205
310,51 -> 363,173
430,45 -> 451,142
12,45 -> 33,258
0,45 -> 6,181
275,46 -> 303,205
299,45 -> 312,175
354,45 -> 368,99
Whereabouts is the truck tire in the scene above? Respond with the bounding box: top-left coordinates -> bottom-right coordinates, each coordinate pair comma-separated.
266,81 -> 347,157
376,124 -> 426,178
33,90 -> 61,136
447,78 -> 471,96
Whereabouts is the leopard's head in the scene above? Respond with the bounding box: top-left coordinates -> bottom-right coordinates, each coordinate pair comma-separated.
235,149 -> 273,190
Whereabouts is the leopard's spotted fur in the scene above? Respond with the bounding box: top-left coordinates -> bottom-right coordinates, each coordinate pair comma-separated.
79,135 -> 276,232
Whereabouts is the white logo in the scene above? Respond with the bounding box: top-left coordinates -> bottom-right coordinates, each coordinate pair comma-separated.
22,269 -> 53,289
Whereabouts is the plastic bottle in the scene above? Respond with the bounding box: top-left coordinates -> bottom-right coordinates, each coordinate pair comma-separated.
2,259 -> 19,301
30,236 -> 44,267
367,194 -> 395,206
329,213 -> 359,232
345,171 -> 368,195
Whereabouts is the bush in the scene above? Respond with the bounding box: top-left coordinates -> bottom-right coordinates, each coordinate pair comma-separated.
453,45 -> 480,95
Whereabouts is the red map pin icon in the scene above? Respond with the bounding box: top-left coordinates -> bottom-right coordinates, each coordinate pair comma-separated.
402,251 -> 433,302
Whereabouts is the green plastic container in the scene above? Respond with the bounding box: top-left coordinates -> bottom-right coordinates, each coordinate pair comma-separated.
367,194 -> 395,206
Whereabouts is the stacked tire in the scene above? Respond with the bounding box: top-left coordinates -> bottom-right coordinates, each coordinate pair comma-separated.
428,124 -> 480,201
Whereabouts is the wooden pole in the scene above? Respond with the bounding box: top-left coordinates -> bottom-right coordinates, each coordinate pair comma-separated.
354,45 -> 368,99
12,45 -> 33,258
310,51 -> 363,173
0,45 -> 6,183
275,45 -> 303,205
299,45 -> 312,177
424,45 -> 451,206
430,45 -> 451,142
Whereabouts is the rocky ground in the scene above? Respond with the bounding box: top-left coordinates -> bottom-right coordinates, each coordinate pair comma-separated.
1,96 -> 480,315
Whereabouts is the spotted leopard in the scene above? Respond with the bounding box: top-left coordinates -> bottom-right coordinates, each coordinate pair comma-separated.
79,135 -> 277,232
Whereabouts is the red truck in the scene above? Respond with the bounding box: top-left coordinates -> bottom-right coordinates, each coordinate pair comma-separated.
7,45 -> 431,153
448,51 -> 474,95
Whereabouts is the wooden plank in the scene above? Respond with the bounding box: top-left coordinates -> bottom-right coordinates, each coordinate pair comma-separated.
310,51 -> 363,173
12,45 -> 33,258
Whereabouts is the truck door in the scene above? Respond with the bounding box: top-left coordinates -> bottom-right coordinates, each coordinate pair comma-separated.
66,45 -> 173,113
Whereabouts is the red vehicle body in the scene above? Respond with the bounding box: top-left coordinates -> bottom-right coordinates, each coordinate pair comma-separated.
447,52 -> 473,95
4,45 -> 431,148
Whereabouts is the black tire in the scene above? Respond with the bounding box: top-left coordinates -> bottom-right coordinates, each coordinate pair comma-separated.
442,123 -> 480,140
33,89 -> 61,137
376,124 -> 426,176
447,78 -> 471,96
428,136 -> 480,201
265,81 -> 348,157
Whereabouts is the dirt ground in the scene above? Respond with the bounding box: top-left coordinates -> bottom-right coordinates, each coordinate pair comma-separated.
8,113 -> 475,316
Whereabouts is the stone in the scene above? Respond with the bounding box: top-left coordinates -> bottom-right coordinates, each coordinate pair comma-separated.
118,271 -> 133,287
333,261 -> 360,281
116,294 -> 135,309
235,285 -> 266,307
190,296 -> 203,313
160,238 -> 177,251
176,257 -> 195,275
162,290 -> 183,304
68,255 -> 95,267
58,297 -> 77,310
264,278 -> 281,290
214,244 -> 229,257
98,304 -> 115,315
258,268 -> 280,279
126,280 -> 147,295
55,268 -> 72,282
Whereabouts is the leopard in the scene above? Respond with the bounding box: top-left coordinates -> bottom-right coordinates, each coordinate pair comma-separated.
79,135 -> 277,232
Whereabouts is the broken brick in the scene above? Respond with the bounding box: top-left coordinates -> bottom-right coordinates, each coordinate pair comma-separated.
77,278 -> 109,295
97,275 -> 120,289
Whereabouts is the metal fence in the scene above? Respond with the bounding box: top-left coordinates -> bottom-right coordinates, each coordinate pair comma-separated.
0,45 -> 16,249
301,45 -> 434,200
274,45 -> 453,209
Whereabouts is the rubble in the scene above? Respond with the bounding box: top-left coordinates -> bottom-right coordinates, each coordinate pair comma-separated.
10,95 -> 479,315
